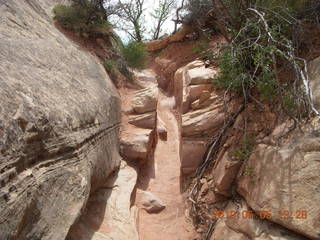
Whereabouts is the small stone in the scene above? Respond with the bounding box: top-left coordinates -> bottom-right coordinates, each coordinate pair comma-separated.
196,228 -> 205,233
138,191 -> 166,213
157,126 -> 167,141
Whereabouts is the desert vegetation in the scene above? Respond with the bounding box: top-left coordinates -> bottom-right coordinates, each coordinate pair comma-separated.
185,0 -> 320,121
53,1 -> 111,37
53,0 -> 151,74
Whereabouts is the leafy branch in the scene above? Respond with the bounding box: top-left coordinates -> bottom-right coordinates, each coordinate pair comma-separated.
214,4 -> 320,120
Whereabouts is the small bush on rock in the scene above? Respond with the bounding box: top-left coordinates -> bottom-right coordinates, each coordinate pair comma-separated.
53,2 -> 111,37
104,60 -> 118,78
121,41 -> 149,69
212,0 -> 320,119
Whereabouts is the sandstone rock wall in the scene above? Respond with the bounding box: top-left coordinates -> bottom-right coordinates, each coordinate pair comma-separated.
207,57 -> 320,239
174,60 -> 241,174
237,130 -> 320,239
174,57 -> 320,239
0,1 -> 121,239
119,70 -> 158,163
67,162 -> 139,240
231,58 -> 320,240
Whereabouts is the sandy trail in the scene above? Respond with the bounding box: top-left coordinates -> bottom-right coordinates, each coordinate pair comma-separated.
118,40 -> 202,239
137,88 -> 197,240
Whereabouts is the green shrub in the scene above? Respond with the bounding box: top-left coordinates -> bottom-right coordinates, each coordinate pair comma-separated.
213,0 -> 316,119
103,59 -> 134,82
121,41 -> 149,69
213,15 -> 288,98
53,4 -> 78,28
184,0 -> 213,26
53,3 -> 111,36
233,137 -> 254,162
192,40 -> 216,62
117,59 -> 134,80
104,60 -> 118,78
214,48 -> 247,91
192,41 -> 209,54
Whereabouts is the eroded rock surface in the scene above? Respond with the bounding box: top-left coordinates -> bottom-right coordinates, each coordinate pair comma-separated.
120,127 -> 153,161
174,60 -> 240,174
235,57 -> 320,239
67,162 -> 139,240
175,60 -> 215,113
181,138 -> 208,174
132,69 -> 158,88
128,112 -> 156,129
145,25 -> 195,52
131,86 -> 158,114
237,124 -> 320,239
182,104 -> 226,137
186,67 -> 218,85
0,1 -> 121,239
213,151 -> 242,195
308,57 -> 320,108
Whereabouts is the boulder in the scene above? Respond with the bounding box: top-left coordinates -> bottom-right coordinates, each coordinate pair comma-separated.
128,112 -> 156,129
213,151 -> 242,195
182,104 -> 225,137
181,138 -> 208,174
211,201 -> 307,240
136,190 -> 166,213
120,128 -> 153,160
174,60 -> 216,113
67,161 -> 139,240
0,1 -> 121,239
131,86 -> 158,114
186,67 -> 218,85
132,69 -> 158,88
237,123 -> 320,239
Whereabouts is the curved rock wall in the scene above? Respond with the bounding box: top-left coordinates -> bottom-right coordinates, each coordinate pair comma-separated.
0,1 -> 121,239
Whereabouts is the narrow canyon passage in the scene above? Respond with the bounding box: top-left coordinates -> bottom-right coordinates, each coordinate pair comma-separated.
137,89 -> 197,240
3,1 -> 320,239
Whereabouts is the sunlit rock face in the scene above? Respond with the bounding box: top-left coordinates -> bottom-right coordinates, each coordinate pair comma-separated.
131,86 -> 159,114
308,57 -> 320,109
0,1 -> 121,239
119,69 -> 158,163
237,118 -> 320,240
174,60 -> 241,174
120,128 -> 153,160
67,162 -> 139,240
177,56 -> 320,239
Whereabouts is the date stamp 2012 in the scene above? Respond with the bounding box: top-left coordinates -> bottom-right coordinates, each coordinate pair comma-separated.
212,210 -> 308,220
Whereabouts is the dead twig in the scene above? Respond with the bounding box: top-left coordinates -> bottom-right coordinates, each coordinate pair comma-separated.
188,105 -> 245,237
